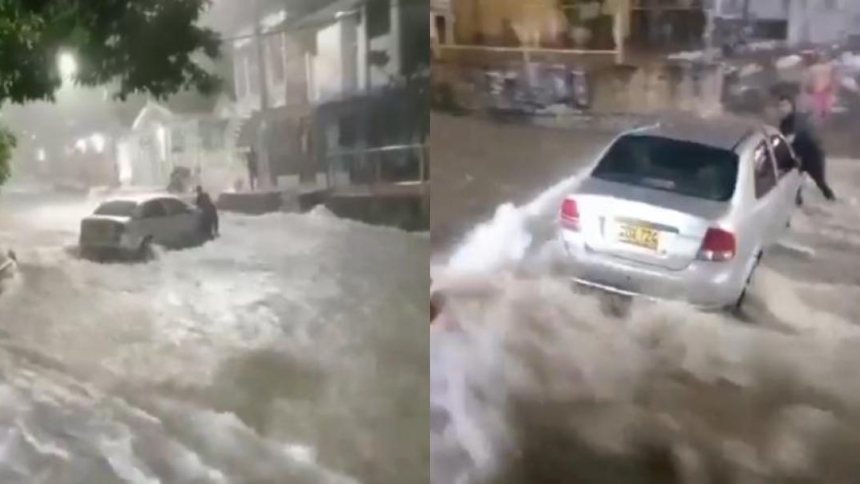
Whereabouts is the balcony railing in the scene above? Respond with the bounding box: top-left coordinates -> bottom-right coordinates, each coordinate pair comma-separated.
324,143 -> 429,192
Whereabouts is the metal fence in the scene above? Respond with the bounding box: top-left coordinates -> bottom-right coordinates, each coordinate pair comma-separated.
324,143 -> 429,190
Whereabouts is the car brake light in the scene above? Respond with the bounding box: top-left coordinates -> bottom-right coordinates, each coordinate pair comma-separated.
697,228 -> 736,262
560,198 -> 580,230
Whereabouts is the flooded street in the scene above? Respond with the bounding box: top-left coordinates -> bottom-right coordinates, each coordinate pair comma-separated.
431,114 -> 860,483
0,189 -> 428,484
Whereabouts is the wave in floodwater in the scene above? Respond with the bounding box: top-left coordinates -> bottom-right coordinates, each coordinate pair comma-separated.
445,169 -> 590,275
0,195 -> 428,484
433,277 -> 860,484
433,160 -> 860,483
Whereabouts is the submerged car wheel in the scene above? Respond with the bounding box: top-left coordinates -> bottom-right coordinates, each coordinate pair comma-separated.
733,252 -> 763,313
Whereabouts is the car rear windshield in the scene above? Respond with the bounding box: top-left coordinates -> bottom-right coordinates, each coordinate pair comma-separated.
94,200 -> 138,216
591,134 -> 739,201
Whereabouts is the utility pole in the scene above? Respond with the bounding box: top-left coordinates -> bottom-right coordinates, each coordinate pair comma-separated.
253,0 -> 272,190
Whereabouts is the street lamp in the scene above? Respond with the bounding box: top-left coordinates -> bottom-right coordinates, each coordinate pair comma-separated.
90,133 -> 106,154
58,52 -> 78,81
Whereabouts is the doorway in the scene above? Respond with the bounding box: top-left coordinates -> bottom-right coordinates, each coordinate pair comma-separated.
434,14 -> 448,44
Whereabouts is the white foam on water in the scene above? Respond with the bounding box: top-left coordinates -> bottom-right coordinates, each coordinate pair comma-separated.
0,190 -> 427,484
446,169 -> 591,275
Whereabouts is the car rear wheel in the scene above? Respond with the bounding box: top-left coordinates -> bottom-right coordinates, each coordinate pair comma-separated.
733,252 -> 762,313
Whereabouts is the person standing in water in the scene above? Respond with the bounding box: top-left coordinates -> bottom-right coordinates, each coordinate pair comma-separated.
778,95 -> 836,203
246,148 -> 259,191
195,185 -> 219,239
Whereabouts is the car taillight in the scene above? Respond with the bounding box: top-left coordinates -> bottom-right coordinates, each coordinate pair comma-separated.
560,198 -> 580,230
697,228 -> 736,262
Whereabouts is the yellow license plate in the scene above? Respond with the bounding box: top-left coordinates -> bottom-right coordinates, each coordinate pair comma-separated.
618,223 -> 659,250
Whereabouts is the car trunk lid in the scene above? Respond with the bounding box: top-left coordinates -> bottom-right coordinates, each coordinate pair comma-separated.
573,178 -> 731,271
80,215 -> 130,244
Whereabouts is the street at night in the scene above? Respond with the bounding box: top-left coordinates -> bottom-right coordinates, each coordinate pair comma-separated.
0,0 -> 430,481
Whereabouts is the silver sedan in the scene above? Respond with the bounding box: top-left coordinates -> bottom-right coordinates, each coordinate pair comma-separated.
558,117 -> 803,310
79,194 -> 205,260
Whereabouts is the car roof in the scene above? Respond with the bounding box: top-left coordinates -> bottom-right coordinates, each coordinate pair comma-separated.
628,115 -> 766,151
99,193 -> 180,205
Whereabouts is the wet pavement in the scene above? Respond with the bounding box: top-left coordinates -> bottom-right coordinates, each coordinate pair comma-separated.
430,112 -> 615,258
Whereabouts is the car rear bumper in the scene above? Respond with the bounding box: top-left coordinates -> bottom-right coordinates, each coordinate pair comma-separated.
569,276 -> 725,311
560,236 -> 746,310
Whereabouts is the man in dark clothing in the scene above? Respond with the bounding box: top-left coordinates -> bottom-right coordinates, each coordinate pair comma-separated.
246,149 -> 258,191
778,96 -> 836,203
195,185 -> 219,239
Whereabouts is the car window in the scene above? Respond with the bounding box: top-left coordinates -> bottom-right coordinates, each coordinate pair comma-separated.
591,134 -> 739,201
160,198 -> 191,216
753,140 -> 777,198
771,135 -> 797,174
94,200 -> 138,216
140,200 -> 167,219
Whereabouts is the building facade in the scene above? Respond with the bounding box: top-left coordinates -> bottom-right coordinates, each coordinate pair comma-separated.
784,0 -> 860,45
115,101 -> 242,192
228,0 -> 427,189
450,0 -> 631,50
711,0 -> 860,46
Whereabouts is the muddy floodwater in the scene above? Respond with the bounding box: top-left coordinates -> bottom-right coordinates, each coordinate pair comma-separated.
431,113 -> 860,483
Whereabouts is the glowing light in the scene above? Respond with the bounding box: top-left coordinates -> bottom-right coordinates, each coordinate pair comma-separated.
90,133 -> 106,153
36,148 -> 46,162
75,138 -> 87,152
58,52 -> 78,80
155,125 -> 168,160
